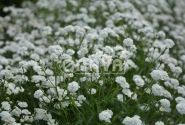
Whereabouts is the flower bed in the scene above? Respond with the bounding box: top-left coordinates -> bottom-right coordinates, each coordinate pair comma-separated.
0,0 -> 185,125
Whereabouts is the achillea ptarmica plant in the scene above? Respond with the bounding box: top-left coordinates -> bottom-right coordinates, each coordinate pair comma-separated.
0,0 -> 185,125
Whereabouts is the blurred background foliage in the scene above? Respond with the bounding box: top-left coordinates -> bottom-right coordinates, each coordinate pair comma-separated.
0,0 -> 36,16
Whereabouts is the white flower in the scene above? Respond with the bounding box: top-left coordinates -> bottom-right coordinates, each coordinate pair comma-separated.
151,84 -> 172,99
41,26 -> 52,36
123,60 -> 137,72
176,101 -> 185,115
77,95 -> 86,104
122,115 -> 142,125
34,108 -> 47,121
77,48 -> 88,58
45,69 -> 54,76
150,70 -> 169,81
0,69 -> 13,79
117,94 -> 124,102
30,53 -> 40,61
177,86 -> 185,97
7,83 -> 24,95
67,81 -> 80,93
175,97 -> 185,103
41,96 -> 50,103
32,75 -> 46,83
0,56 -> 9,65
0,111 -> 15,124
159,99 -> 171,112
122,88 -> 133,98
99,109 -> 113,123
66,49 -> 75,55
152,84 -> 162,95
64,25 -> 75,32
99,80 -> 104,86
153,39 -> 174,50
164,78 -> 179,89
115,76 -> 130,89
48,45 -> 63,55
120,50 -> 133,60
11,107 -> 22,117
156,31 -> 166,39
75,101 -> 81,107
132,93 -> 138,100
89,88 -> 97,95
103,46 -> 114,56
133,75 -> 145,87
180,55 -> 185,63
155,121 -> 165,125
18,102 -> 28,108
1,101 -> 11,111
163,39 -> 175,49
34,89 -> 44,99
123,38 -> 134,47
21,109 -> 31,115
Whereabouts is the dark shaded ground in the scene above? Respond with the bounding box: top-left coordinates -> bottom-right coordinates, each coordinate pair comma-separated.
0,0 -> 21,16
0,0 -> 35,16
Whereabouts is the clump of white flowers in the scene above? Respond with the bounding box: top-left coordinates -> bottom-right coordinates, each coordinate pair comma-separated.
155,121 -> 165,125
115,76 -> 130,89
0,111 -> 16,124
176,101 -> 185,115
34,89 -> 44,99
67,81 -> 80,93
99,109 -> 113,123
122,115 -> 142,125
150,70 -> 169,81
1,101 -> 11,111
117,94 -> 124,102
0,0 -> 185,124
152,84 -> 172,99
133,75 -> 145,87
159,99 -> 171,112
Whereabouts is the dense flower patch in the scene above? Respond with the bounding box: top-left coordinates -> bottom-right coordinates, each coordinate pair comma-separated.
0,0 -> 185,125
